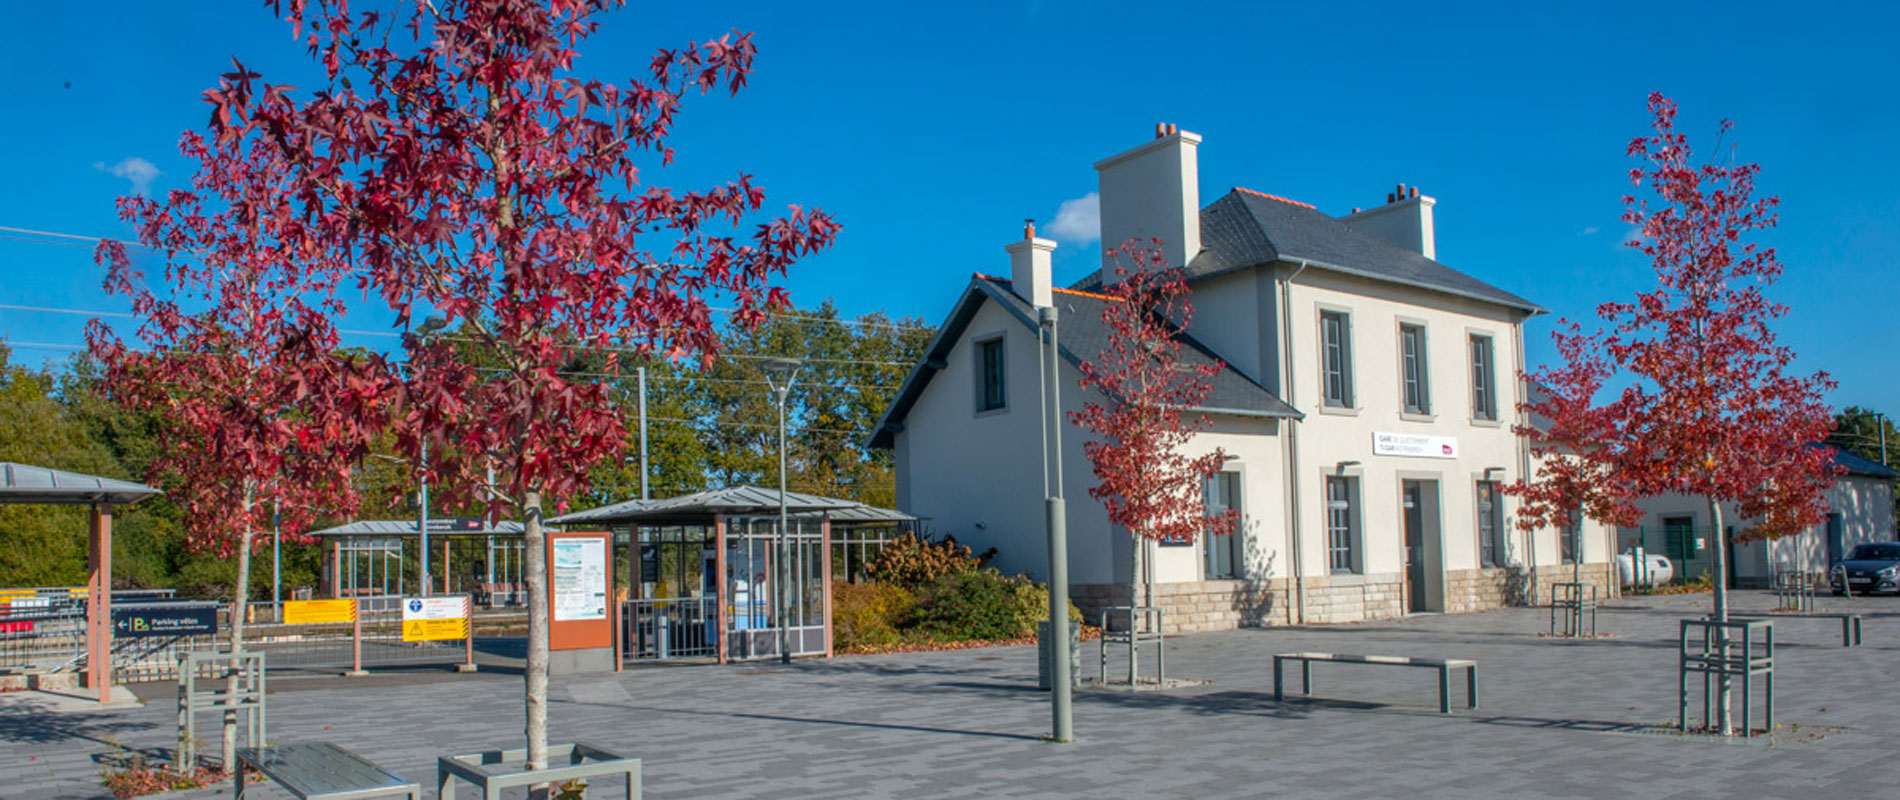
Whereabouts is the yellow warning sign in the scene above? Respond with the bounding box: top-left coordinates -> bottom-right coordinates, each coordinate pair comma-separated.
402,617 -> 469,642
400,596 -> 469,642
284,599 -> 356,625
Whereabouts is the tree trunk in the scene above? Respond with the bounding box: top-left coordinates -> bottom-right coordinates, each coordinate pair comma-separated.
1707,495 -> 1732,736
521,487 -> 550,796
223,490 -> 255,773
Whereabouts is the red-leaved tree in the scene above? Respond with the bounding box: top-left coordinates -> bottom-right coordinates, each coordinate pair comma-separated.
88,238 -> 385,768
1505,322 -> 1644,593
1601,93 -> 1835,734
1071,241 -> 1233,611
182,0 -> 837,777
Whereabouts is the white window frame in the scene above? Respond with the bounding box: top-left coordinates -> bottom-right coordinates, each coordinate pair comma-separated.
1399,321 -> 1431,417
1469,333 -> 1497,422
1319,309 -> 1355,409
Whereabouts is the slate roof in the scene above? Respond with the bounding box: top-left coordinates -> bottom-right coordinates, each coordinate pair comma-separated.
867,276 -> 1301,450
1821,446 -> 1900,480
0,462 -> 160,506
1075,189 -> 1543,314
548,485 -> 908,526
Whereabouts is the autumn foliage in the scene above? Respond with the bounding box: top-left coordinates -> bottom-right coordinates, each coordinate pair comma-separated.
92,0 -> 837,775
1606,93 -> 1836,540
1070,241 -> 1233,546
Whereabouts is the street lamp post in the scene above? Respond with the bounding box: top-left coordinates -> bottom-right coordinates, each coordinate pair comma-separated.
761,357 -> 802,665
412,314 -> 448,596
1038,304 -> 1073,742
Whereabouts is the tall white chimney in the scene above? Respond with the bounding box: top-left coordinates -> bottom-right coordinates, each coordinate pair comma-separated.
1341,183 -> 1436,260
1094,123 -> 1201,277
1006,220 -> 1057,308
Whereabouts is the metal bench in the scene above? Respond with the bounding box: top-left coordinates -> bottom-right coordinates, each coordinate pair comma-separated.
1728,612 -> 1862,647
1273,652 -> 1478,714
235,743 -> 419,800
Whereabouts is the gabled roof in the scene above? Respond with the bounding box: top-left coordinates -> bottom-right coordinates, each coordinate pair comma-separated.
0,462 -> 160,506
548,485 -> 905,526
1077,189 -> 1543,315
868,276 -> 1302,450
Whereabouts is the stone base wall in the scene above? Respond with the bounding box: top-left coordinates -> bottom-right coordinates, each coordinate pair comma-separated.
1074,562 -> 1619,633
1444,568 -> 1523,614
1529,563 -> 1616,604
1071,579 -> 1291,634
1299,573 -> 1405,624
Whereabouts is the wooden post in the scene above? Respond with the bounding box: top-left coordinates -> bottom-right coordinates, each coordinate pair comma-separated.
87,505 -> 113,703
349,597 -> 364,675
822,515 -> 833,658
714,514 -> 727,665
332,539 -> 342,597
461,594 -> 477,672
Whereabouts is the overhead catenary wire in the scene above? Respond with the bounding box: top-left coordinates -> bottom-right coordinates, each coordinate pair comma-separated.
0,223 -> 935,333
1,302 -> 923,367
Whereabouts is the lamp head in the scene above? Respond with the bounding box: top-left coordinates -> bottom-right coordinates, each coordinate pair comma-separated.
760,357 -> 803,377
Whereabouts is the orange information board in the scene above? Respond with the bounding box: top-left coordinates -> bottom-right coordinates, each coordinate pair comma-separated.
547,531 -> 614,652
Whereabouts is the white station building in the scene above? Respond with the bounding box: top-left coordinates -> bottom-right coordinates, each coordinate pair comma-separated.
872,126 -> 1621,632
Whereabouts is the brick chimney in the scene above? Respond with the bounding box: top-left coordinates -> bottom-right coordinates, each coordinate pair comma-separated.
1093,123 -> 1201,278
1340,182 -> 1436,260
1006,219 -> 1057,308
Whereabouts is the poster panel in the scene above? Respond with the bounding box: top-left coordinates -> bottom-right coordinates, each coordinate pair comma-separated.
552,536 -> 608,622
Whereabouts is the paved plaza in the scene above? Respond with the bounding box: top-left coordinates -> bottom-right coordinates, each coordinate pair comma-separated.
5,591 -> 1898,799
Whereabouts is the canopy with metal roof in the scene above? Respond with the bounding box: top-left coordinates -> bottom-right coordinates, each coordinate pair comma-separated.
550,485 -> 901,526
309,519 -> 525,537
0,462 -> 160,506
0,463 -> 159,705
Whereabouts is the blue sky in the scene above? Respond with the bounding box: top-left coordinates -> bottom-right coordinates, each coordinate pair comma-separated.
2,1 -> 1896,413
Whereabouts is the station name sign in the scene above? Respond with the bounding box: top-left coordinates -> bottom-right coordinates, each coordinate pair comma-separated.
1372,431 -> 1459,459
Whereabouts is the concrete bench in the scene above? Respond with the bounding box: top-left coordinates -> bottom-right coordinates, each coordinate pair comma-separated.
236,743 -> 419,800
1729,613 -> 1862,647
1273,652 -> 1478,714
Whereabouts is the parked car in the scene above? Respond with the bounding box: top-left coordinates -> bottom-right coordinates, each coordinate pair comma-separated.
1616,550 -> 1675,588
1830,543 -> 1900,595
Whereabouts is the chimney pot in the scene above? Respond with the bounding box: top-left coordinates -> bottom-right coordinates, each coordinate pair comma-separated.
1023,219 -> 1036,239
1155,122 -> 1167,139
1408,186 -> 1418,199
1351,207 -> 1361,214
1167,123 -> 1178,135
1386,193 -> 1395,203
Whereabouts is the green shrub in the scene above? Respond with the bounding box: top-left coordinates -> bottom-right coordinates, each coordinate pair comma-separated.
1010,580 -> 1083,629
863,532 -> 993,590
914,569 -> 1025,641
831,582 -> 917,650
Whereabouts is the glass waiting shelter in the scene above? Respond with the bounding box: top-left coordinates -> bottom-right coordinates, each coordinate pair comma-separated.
550,485 -> 915,664
310,518 -> 526,607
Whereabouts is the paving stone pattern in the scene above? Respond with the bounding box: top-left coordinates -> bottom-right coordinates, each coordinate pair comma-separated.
6,591 -> 1899,799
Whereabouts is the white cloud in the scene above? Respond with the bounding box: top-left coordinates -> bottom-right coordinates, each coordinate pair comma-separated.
93,157 -> 161,196
1045,191 -> 1099,243
1577,226 -> 1599,237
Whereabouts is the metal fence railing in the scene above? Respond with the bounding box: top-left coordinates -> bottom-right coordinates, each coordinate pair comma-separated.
622,597 -> 718,661
0,593 -> 527,681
